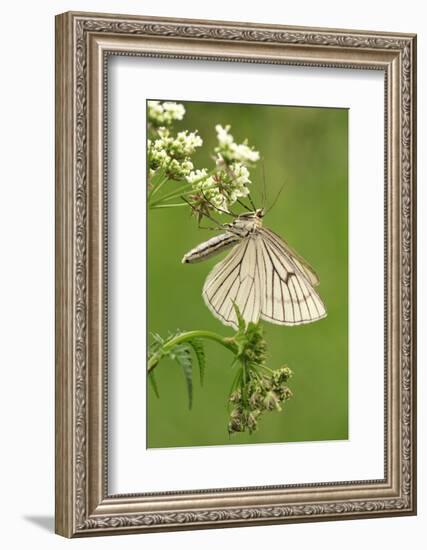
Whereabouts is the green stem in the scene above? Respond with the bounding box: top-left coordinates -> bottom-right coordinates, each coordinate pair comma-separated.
148,175 -> 169,200
228,365 -> 243,400
148,330 -> 236,373
148,168 -> 218,208
151,202 -> 189,209
258,364 -> 275,375
150,183 -> 192,207
241,361 -> 248,406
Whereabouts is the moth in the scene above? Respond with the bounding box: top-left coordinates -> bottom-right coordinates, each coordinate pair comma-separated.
182,208 -> 327,329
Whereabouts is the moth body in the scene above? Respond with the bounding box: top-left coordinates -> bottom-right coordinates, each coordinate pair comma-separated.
182,232 -> 239,263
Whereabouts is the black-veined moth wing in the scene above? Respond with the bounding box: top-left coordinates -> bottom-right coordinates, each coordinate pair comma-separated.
257,228 -> 327,325
184,216 -> 327,328
260,227 -> 320,286
202,237 -> 263,329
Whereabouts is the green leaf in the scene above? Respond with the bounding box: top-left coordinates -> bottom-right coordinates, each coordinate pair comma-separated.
174,344 -> 193,409
188,339 -> 206,386
148,371 -> 160,398
148,332 -> 165,356
233,303 -> 246,331
151,332 -> 164,345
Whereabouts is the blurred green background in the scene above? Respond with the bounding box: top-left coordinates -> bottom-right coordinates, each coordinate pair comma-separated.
147,100 -> 348,448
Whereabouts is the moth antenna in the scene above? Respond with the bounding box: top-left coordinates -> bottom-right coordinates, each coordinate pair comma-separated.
236,199 -> 252,212
247,193 -> 257,211
265,181 -> 286,215
261,159 -> 267,210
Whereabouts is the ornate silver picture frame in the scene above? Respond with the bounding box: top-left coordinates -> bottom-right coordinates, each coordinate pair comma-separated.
55,11 -> 417,537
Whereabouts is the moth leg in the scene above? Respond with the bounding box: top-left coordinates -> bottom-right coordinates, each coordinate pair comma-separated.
197,216 -> 222,231
197,223 -> 221,231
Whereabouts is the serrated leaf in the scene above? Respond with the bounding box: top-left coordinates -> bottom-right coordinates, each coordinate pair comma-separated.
174,344 -> 193,409
148,371 -> 160,398
149,332 -> 165,356
188,339 -> 206,386
150,332 -> 164,345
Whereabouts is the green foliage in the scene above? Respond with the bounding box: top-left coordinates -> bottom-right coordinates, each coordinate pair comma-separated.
188,338 -> 206,386
147,312 -> 294,434
149,332 -> 212,409
148,371 -> 160,399
148,332 -> 194,409
232,305 -> 267,369
171,343 -> 193,409
227,366 -> 293,435
225,306 -> 293,435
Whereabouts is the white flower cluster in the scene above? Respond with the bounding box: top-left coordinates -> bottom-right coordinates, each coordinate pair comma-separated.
215,124 -> 260,165
187,169 -> 227,211
186,125 -> 259,213
187,161 -> 252,213
227,162 -> 251,202
148,100 -> 186,127
148,128 -> 203,180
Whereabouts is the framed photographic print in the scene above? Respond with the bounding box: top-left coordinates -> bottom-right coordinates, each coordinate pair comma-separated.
55,11 -> 417,537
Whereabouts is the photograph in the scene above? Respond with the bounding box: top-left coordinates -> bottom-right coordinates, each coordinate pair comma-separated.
147,99 -> 349,448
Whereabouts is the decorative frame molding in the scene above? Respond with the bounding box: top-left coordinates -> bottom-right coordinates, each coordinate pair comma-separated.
55,11 -> 416,537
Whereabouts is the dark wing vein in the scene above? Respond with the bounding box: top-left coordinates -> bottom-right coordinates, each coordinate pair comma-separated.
202,237 -> 261,328
259,231 -> 326,326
